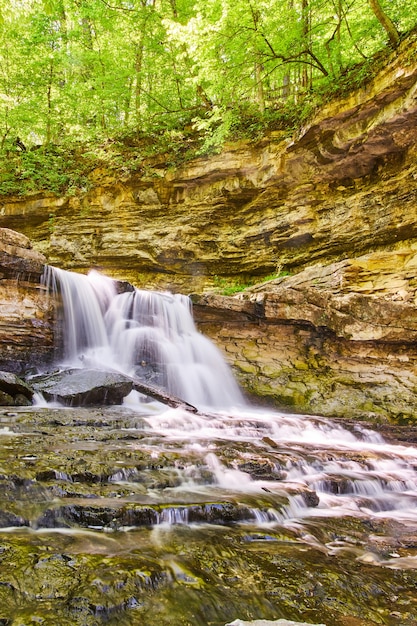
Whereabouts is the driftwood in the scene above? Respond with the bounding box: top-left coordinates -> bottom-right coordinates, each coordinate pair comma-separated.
131,378 -> 199,413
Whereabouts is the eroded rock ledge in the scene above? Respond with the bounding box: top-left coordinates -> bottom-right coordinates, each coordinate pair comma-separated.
0,228 -> 54,374
193,250 -> 417,422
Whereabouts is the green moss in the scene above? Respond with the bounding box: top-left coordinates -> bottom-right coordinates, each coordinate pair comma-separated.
212,270 -> 291,296
293,360 -> 309,371
235,361 -> 258,375
394,412 -> 417,425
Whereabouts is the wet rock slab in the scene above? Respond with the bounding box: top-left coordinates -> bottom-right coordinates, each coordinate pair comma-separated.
0,370 -> 33,406
0,406 -> 416,626
28,367 -> 199,411
30,368 -> 133,406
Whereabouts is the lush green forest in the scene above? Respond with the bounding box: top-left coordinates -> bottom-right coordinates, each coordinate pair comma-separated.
0,0 -> 416,194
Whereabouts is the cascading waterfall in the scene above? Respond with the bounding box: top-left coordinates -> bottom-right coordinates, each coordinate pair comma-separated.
40,265 -> 417,531
42,266 -> 244,408
2,266 -> 417,624
145,406 -> 417,528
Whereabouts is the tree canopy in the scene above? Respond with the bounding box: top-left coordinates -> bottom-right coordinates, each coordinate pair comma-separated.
0,0 -> 415,155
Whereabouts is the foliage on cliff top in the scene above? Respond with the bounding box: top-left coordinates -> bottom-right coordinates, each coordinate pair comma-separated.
0,96 -> 319,196
0,0 -> 416,197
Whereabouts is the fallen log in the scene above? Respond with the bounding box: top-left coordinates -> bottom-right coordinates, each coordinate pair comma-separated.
131,378 -> 199,413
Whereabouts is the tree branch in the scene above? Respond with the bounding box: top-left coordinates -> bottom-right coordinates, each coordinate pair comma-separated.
261,48 -> 328,76
96,0 -> 139,12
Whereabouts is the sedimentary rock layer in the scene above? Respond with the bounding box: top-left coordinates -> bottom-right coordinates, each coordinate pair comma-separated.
0,228 -> 54,374
193,251 -> 417,422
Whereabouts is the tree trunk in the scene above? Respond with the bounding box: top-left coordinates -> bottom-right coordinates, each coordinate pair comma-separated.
282,0 -> 293,101
335,0 -> 342,69
247,1 -> 265,111
255,56 -> 265,113
301,0 -> 311,89
325,0 -> 343,75
131,378 -> 198,413
369,0 -> 400,46
282,72 -> 290,100
46,58 -> 54,144
123,76 -> 133,127
135,41 -> 144,127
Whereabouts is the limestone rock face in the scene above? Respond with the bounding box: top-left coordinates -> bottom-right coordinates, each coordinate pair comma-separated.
192,251 -> 417,422
0,228 -> 54,374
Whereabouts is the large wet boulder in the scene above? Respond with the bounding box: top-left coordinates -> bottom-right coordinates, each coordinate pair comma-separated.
0,370 -> 34,406
30,368 -> 133,406
30,368 -> 198,410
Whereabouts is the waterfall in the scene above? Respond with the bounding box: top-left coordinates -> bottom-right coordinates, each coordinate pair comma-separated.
42,266 -> 244,409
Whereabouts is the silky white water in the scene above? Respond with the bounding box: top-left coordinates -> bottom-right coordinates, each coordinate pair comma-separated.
143,406 -> 417,534
42,266 -> 417,550
43,266 -> 244,408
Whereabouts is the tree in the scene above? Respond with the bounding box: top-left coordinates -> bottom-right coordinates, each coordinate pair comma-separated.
368,0 -> 400,46
0,0 -> 415,152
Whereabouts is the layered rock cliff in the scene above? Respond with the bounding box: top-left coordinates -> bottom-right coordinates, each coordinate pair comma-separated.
192,253 -> 417,422
1,32 -> 417,421
0,228 -> 54,374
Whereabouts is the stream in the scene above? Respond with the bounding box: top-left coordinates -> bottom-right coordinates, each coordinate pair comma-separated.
0,269 -> 416,625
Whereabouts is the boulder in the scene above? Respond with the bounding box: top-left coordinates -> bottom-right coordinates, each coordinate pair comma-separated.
30,368 -> 199,411
0,371 -> 34,406
30,369 -> 133,406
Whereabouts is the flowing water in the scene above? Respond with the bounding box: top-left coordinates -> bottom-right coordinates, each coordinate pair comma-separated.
43,266 -> 243,409
0,268 -> 416,625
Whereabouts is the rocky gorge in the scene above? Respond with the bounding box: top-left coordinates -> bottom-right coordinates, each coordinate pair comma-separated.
1,35 -> 417,626
2,32 -> 417,422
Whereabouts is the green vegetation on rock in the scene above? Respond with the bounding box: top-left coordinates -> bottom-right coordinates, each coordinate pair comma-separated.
212,270 -> 291,296
0,0 -> 416,195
